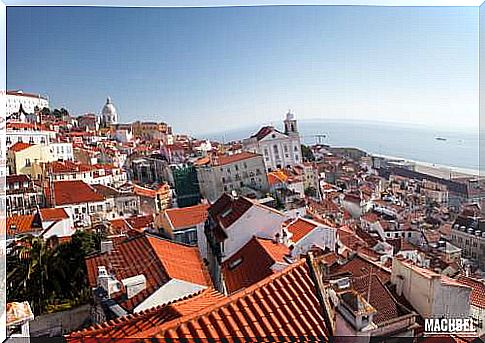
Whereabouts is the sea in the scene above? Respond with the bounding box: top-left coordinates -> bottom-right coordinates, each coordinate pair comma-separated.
199,120 -> 480,173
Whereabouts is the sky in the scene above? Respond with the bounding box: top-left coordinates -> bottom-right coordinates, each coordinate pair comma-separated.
7,6 -> 479,135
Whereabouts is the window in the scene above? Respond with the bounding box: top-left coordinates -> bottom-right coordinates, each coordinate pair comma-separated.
264,149 -> 269,156
284,145 -> 288,152
25,159 -> 31,167
228,257 -> 243,270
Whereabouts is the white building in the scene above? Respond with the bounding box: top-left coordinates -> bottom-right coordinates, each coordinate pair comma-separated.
243,111 -> 302,172
391,257 -> 471,319
101,97 -> 118,127
6,90 -> 49,116
6,122 -> 56,148
49,142 -> 74,161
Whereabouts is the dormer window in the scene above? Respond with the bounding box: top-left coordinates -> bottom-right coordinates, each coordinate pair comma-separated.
228,257 -> 243,270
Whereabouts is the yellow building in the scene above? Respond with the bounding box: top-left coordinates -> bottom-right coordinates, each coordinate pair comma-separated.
7,142 -> 53,178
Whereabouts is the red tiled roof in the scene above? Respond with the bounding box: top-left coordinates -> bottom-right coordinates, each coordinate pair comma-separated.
85,234 -> 210,312
330,254 -> 391,283
6,215 -> 36,236
351,274 -> 401,324
285,217 -> 318,242
250,126 -> 285,141
9,142 -> 34,152
39,208 -> 69,221
68,259 -> 331,341
456,276 -> 485,309
216,151 -> 262,166
6,174 -> 31,185
66,288 -> 225,340
150,259 -> 329,340
48,160 -> 93,174
361,212 -> 379,223
222,236 -> 290,294
126,214 -> 154,232
209,194 -> 253,229
53,180 -> 105,206
147,236 -> 211,287
165,204 -> 209,229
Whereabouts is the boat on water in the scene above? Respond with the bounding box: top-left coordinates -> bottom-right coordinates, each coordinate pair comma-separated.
435,137 -> 447,141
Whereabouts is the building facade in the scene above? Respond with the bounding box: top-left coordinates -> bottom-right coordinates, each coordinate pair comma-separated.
196,152 -> 269,202
243,111 -> 302,172
6,90 -> 49,116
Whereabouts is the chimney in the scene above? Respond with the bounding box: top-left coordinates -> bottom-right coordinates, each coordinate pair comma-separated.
100,240 -> 114,254
97,266 -> 121,298
121,275 -> 146,299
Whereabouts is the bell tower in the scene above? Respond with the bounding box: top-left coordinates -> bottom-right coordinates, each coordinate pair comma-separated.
284,110 -> 298,136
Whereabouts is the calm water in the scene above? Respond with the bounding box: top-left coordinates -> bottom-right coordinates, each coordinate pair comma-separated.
201,120 -> 479,170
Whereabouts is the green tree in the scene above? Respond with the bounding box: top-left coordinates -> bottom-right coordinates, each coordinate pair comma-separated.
7,231 -> 101,315
301,144 -> 315,162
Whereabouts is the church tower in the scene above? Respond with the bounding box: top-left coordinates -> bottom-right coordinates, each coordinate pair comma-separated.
284,110 -> 298,136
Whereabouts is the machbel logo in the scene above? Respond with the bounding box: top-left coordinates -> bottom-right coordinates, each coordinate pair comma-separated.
424,318 -> 476,335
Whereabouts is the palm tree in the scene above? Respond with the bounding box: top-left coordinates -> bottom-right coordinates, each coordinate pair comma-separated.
7,235 -> 57,314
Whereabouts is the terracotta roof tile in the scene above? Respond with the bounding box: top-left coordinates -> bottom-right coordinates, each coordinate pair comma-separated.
66,288 -> 225,340
209,194 -> 253,229
222,237 -> 290,294
215,152 -> 262,166
85,234 -> 211,312
68,259 -> 330,341
9,142 -> 34,152
6,215 -> 36,236
351,274 -> 400,324
456,276 -> 485,309
285,217 -> 318,242
330,254 -> 391,283
39,208 -> 69,221
165,204 -> 209,229
53,180 -> 105,206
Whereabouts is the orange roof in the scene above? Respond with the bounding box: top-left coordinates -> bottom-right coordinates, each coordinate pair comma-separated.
39,208 -> 69,221
267,169 -> 289,186
9,142 -> 34,152
222,236 -> 290,294
133,183 -> 170,198
456,276 -> 485,309
125,215 -> 154,232
216,151 -> 261,166
6,215 -> 36,236
85,234 -> 211,312
165,204 -> 209,229
53,180 -> 105,205
66,288 -> 225,340
330,254 -> 391,283
48,160 -> 93,174
285,217 -> 318,242
147,236 -> 211,287
69,259 -> 330,341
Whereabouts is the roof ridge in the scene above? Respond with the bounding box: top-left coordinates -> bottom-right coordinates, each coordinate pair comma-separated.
146,259 -> 308,336
67,287 -> 218,338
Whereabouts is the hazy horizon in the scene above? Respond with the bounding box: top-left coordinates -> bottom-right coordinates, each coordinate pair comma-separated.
7,6 -> 478,133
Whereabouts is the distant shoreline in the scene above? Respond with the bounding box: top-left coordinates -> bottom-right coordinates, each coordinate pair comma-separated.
372,153 -> 480,178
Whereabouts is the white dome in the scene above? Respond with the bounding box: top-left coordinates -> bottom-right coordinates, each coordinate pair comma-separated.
101,97 -> 118,124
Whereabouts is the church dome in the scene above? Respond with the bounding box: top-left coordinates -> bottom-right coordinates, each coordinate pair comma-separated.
101,97 -> 118,124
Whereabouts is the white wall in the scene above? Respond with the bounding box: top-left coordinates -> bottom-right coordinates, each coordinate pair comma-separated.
134,279 -> 206,313
222,205 -> 287,262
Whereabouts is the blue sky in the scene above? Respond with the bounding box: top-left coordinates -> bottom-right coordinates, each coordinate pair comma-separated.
7,6 -> 478,134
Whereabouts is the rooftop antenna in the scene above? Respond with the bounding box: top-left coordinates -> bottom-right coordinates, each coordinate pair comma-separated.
366,266 -> 373,303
